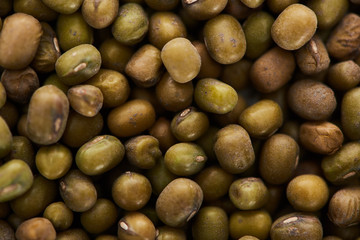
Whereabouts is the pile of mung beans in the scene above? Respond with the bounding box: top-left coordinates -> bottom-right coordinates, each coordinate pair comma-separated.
0,0 -> 360,239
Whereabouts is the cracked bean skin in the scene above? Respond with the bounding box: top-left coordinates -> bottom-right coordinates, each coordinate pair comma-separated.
299,121 -> 343,155
1,67 -> 40,104
326,13 -> 360,60
328,187 -> 360,228
31,22 -> 61,73
295,35 -> 330,75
